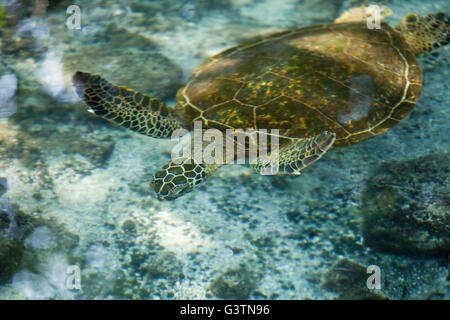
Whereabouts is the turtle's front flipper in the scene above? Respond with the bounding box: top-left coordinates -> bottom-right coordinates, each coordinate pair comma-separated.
73,71 -> 183,138
252,131 -> 335,175
151,158 -> 221,200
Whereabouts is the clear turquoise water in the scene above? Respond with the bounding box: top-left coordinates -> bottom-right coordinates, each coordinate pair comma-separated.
0,0 -> 448,300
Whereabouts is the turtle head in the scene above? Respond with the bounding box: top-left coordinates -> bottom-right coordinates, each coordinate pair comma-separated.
150,158 -> 213,200
396,12 -> 449,56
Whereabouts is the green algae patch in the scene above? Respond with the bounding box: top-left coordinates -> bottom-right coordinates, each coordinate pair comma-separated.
0,6 -> 6,29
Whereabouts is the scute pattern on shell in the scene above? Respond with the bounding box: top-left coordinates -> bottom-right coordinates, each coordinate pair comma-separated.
177,22 -> 422,147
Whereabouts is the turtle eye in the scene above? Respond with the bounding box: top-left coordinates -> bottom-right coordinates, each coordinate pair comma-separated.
405,14 -> 418,24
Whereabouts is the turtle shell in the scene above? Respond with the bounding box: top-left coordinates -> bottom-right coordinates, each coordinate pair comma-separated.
176,22 -> 422,147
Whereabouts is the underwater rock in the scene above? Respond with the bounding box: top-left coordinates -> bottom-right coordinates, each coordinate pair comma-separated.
94,24 -> 158,52
121,219 -> 137,235
0,73 -> 18,119
3,120 -> 115,169
1,26 -> 44,60
285,210 -> 302,224
209,265 -> 260,299
0,202 -> 25,284
86,244 -> 114,270
141,251 -> 183,280
0,200 -> 25,241
24,226 -> 56,250
322,259 -> 388,300
64,49 -> 182,101
0,177 -> 7,197
361,153 -> 449,257
68,138 -> 115,168
1,0 -> 51,60
0,1 -> 29,29
302,0 -> 342,22
12,269 -> 55,300
128,0 -> 232,21
1,0 -> 76,26
0,228 -> 25,284
63,27 -> 183,101
37,50 -> 74,101
238,0 -> 299,26
0,202 -> 79,284
46,0 -> 77,10
179,0 -> 233,20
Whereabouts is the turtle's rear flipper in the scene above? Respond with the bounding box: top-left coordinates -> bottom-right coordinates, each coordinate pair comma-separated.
73,71 -> 183,138
252,131 -> 336,175
396,12 -> 450,57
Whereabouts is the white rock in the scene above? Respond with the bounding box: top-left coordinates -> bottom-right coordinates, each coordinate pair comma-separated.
12,270 -> 55,300
25,226 -> 56,250
86,244 -> 113,269
0,74 -> 18,119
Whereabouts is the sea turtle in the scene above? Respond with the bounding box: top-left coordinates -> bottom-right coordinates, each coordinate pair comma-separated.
73,7 -> 449,200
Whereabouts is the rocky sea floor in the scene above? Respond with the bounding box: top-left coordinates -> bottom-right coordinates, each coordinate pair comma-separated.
0,0 -> 449,299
